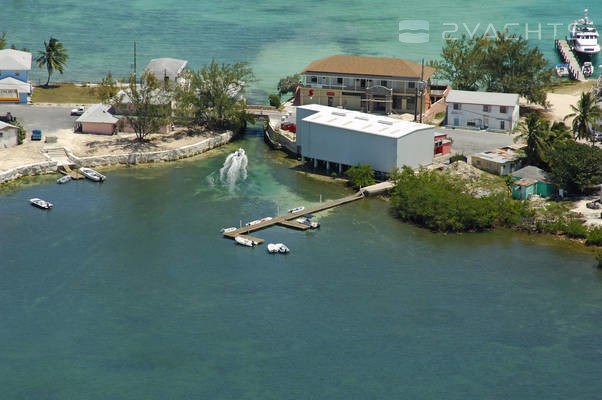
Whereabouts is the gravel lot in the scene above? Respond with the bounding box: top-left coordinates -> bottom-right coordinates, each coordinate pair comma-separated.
0,104 -> 77,134
436,127 -> 517,155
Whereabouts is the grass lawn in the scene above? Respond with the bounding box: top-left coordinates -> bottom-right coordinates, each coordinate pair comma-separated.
32,83 -> 101,104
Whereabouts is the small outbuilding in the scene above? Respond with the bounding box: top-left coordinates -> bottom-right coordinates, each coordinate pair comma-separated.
471,144 -> 524,175
0,121 -> 19,148
511,165 -> 556,199
75,103 -> 119,135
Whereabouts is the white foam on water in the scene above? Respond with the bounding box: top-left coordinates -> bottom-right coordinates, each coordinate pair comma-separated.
219,148 -> 248,192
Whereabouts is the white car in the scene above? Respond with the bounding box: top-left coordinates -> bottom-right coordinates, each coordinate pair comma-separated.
70,106 -> 85,116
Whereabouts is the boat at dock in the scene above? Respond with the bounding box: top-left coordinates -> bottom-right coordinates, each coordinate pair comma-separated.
267,243 -> 290,253
295,217 -> 320,229
288,206 -> 305,213
57,175 -> 72,184
30,198 -> 53,209
220,227 -> 237,234
569,9 -> 601,56
235,236 -> 258,247
582,61 -> 595,77
555,64 -> 569,77
80,167 -> 106,182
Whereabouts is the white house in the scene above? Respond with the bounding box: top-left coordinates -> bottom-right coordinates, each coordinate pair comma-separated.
0,121 -> 19,148
296,104 -> 435,174
144,58 -> 188,85
446,90 -> 520,132
0,49 -> 32,104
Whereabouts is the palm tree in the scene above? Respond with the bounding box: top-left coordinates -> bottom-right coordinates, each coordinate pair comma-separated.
564,92 -> 601,145
515,113 -> 550,167
35,37 -> 68,86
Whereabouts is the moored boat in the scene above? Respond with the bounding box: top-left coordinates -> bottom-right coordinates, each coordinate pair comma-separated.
235,236 -> 257,247
30,198 -> 53,209
555,64 -> 569,77
245,219 -> 262,227
296,217 -> 320,229
80,167 -> 106,182
57,175 -> 72,184
569,9 -> 601,56
582,61 -> 594,77
288,206 -> 305,213
267,243 -> 290,253
220,227 -> 237,234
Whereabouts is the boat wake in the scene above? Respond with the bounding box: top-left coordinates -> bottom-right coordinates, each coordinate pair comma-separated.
219,148 -> 248,192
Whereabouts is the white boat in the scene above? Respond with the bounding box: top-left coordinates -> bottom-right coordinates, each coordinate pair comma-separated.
267,243 -> 290,253
57,175 -> 72,184
582,61 -> 595,77
235,236 -> 257,247
235,148 -> 245,157
260,217 -> 273,222
80,167 -> 106,182
245,219 -> 262,227
569,9 -> 601,55
295,217 -> 320,229
288,206 -> 305,213
30,198 -> 53,209
555,64 -> 569,77
220,227 -> 237,234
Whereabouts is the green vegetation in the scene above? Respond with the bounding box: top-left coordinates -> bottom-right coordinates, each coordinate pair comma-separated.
431,31 -> 552,105
548,141 -> 602,194
97,72 -> 118,103
448,153 -> 467,163
116,72 -> 172,141
596,251 -> 602,267
268,93 -> 281,108
31,83 -> 100,103
514,113 -> 571,168
277,74 -> 302,96
345,164 -> 375,189
35,37 -> 68,86
587,227 -> 602,247
11,119 -> 26,144
174,60 -> 255,130
389,167 -> 534,232
563,92 -> 601,144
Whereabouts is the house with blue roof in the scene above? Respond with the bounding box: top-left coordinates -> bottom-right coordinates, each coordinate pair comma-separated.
0,49 -> 32,104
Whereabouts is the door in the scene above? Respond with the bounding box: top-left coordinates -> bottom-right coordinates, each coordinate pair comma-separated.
454,118 -> 459,127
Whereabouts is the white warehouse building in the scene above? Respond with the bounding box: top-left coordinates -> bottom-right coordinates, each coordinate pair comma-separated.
296,104 -> 435,174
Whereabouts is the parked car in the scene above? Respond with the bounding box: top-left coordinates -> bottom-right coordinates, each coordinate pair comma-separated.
281,122 -> 296,133
592,132 -> 602,142
31,129 -> 42,141
0,112 -> 16,123
70,106 -> 85,116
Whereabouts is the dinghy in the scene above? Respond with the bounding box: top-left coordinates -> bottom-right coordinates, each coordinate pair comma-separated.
221,227 -> 237,234
235,236 -> 257,247
267,243 -> 290,254
30,198 -> 53,209
57,175 -> 72,184
288,206 -> 305,213
80,167 -> 106,182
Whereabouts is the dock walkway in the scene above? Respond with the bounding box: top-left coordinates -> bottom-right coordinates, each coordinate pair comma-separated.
555,39 -> 585,81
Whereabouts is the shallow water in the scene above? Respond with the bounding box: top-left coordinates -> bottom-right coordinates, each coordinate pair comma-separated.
0,130 -> 601,399
3,0 -> 599,101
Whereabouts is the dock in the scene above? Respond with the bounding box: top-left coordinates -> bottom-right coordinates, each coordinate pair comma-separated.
58,165 -> 84,180
555,39 -> 585,81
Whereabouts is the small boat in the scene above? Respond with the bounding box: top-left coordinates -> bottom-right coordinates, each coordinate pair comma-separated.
267,243 -> 290,253
235,236 -> 257,247
582,62 -> 594,77
296,217 -> 320,229
235,148 -> 244,157
288,206 -> 305,213
57,175 -> 72,184
220,227 -> 237,234
245,219 -> 262,227
260,217 -> 273,222
80,167 -> 106,182
555,64 -> 569,77
30,198 -> 53,209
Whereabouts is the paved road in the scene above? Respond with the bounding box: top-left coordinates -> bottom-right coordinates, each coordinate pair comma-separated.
435,127 -> 517,155
0,104 -> 76,134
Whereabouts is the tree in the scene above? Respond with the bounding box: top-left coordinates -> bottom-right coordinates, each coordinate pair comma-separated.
174,60 -> 255,130
268,93 -> 281,108
432,31 -> 552,105
97,72 -> 118,103
11,119 -> 26,145
548,141 -> 602,193
515,113 -> 551,168
563,92 -> 601,144
0,32 -> 6,50
35,37 -> 68,86
277,74 -> 302,96
115,72 -> 172,141
345,164 -> 375,188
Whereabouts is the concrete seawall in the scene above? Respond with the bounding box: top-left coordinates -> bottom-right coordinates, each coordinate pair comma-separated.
0,130 -> 235,185
264,119 -> 297,155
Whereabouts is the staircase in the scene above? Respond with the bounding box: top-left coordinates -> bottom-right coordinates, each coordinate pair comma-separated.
44,147 -> 71,166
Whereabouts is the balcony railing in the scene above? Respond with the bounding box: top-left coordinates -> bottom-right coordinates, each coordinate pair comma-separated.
302,83 -> 423,96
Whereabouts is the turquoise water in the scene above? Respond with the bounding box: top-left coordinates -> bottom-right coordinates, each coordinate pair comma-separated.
3,0 -> 600,101
1,131 -> 601,399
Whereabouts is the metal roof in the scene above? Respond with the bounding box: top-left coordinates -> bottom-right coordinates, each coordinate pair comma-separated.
0,49 -> 32,70
301,55 -> 435,80
76,103 -> 119,124
144,58 -> 188,81
0,121 -> 17,130
512,165 -> 550,182
299,104 -> 433,139
446,90 -> 519,107
0,76 -> 31,93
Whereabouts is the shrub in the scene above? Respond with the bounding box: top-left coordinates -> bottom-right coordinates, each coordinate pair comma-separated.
586,227 -> 602,246
268,93 -> 281,108
11,119 -> 26,144
564,220 -> 588,239
596,251 -> 602,268
449,153 -> 467,163
345,164 -> 375,189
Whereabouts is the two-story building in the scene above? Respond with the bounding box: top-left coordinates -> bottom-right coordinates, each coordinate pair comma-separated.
296,55 -> 435,116
0,49 -> 32,104
445,90 -> 519,132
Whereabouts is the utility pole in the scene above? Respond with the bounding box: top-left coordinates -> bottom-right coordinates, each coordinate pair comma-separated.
420,58 -> 424,123
133,40 -> 137,82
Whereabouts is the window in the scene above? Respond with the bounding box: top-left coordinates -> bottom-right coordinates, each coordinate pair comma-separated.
15,72 -> 20,76
408,81 -> 415,89
500,120 -> 505,130
310,76 -> 317,83
453,103 -> 461,110
467,120 -> 477,127
483,105 -> 489,112
483,117 -> 489,129
407,97 -> 415,105
500,106 -> 507,113
381,80 -> 387,87
337,77 -> 343,85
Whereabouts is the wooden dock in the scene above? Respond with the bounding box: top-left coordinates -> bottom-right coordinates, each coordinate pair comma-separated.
555,39 -> 585,81
223,191 -> 364,241
58,165 -> 84,180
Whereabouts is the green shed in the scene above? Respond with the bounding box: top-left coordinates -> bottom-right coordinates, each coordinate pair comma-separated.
511,166 -> 556,199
